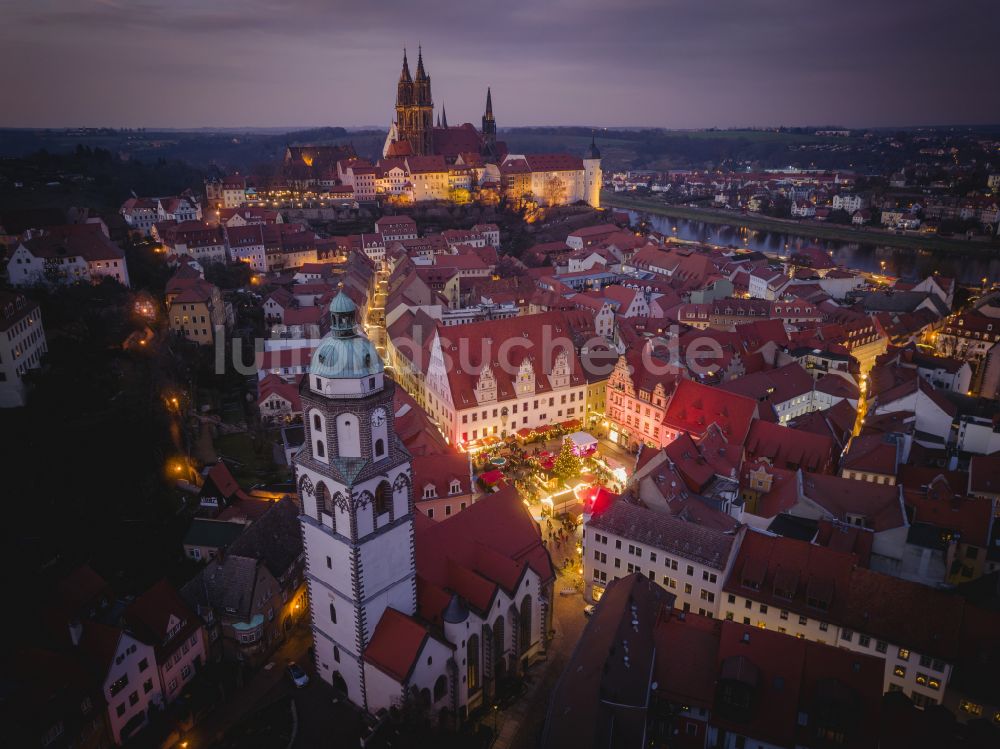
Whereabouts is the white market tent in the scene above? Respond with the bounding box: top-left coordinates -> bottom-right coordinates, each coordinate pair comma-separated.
565,431 -> 598,453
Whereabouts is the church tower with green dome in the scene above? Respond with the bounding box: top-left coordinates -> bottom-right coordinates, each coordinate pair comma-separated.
295,291 -> 415,709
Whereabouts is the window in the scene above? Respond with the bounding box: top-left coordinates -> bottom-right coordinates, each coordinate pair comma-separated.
893,665 -> 906,678
374,438 -> 385,458
819,622 -> 829,632
138,658 -> 148,672
959,700 -> 983,716
898,648 -> 910,661
128,691 -> 139,706
759,604 -> 767,614
330,603 -> 337,623
109,674 -> 129,697
841,630 -> 853,643
374,480 -> 391,517
326,556 -> 332,569
858,635 -> 871,648
876,640 -> 888,654
143,679 -> 153,694
780,610 -> 788,620
727,594 -> 736,604
116,704 -> 126,718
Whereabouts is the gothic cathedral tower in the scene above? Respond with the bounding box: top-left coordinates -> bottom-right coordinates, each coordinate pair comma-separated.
295,292 -> 415,709
481,87 -> 497,158
394,48 -> 434,156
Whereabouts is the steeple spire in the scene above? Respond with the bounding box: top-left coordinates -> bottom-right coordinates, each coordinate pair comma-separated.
436,111 -> 441,128
415,45 -> 427,80
441,104 -> 448,129
481,87 -> 497,156
400,48 -> 411,82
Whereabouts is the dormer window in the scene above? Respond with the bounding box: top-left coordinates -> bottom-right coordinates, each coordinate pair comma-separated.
423,485 -> 437,499
449,480 -> 461,495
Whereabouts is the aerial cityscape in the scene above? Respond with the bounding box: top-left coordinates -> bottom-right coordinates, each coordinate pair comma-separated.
2,3 -> 1000,748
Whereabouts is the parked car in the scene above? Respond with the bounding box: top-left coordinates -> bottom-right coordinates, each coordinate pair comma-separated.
287,661 -> 310,688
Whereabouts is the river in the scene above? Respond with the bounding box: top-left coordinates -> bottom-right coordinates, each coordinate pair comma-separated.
623,211 -> 1000,285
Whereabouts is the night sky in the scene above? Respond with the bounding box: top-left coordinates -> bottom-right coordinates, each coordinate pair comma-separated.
2,0 -> 998,129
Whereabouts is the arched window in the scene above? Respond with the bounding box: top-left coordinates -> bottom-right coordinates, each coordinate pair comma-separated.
519,595 -> 533,655
329,603 -> 337,624
313,413 -> 322,431
433,675 -> 447,702
493,616 -> 506,661
374,480 -> 391,517
316,482 -> 329,514
467,634 -> 480,692
374,438 -> 385,458
316,440 -> 325,458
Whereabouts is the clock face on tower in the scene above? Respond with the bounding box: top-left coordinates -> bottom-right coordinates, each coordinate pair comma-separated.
372,408 -> 386,428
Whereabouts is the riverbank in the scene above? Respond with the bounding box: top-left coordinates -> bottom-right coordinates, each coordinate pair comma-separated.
602,192 -> 998,255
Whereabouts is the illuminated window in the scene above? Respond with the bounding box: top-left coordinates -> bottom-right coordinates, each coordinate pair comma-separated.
898,648 -> 910,661
893,665 -> 906,678
959,701 -> 982,717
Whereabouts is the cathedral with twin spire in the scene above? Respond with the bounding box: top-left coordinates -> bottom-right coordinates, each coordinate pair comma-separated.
373,47 -> 601,207
383,47 -> 501,162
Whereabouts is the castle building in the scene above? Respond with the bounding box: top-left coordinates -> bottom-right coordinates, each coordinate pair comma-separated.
296,292 -> 554,717
381,48 -> 601,207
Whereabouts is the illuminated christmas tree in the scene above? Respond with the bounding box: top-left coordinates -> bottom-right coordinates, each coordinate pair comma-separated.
552,439 -> 581,482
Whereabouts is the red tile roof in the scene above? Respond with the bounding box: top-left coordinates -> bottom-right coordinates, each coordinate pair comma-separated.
430,311 -> 586,410
412,452 -> 471,503
724,529 -> 859,622
969,454 -> 1000,497
841,434 -> 899,476
902,475 -> 994,548
843,566 -> 964,659
124,579 -> 202,658
363,608 -> 434,682
720,362 -> 815,407
415,486 -> 553,621
710,620 -> 884,749
662,379 -> 759,444
21,223 -> 125,262
745,420 -> 836,473
257,373 -> 302,412
801,472 -> 904,532
522,153 -> 584,172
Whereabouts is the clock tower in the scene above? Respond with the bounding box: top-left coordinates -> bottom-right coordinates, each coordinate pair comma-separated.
295,291 -> 415,709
